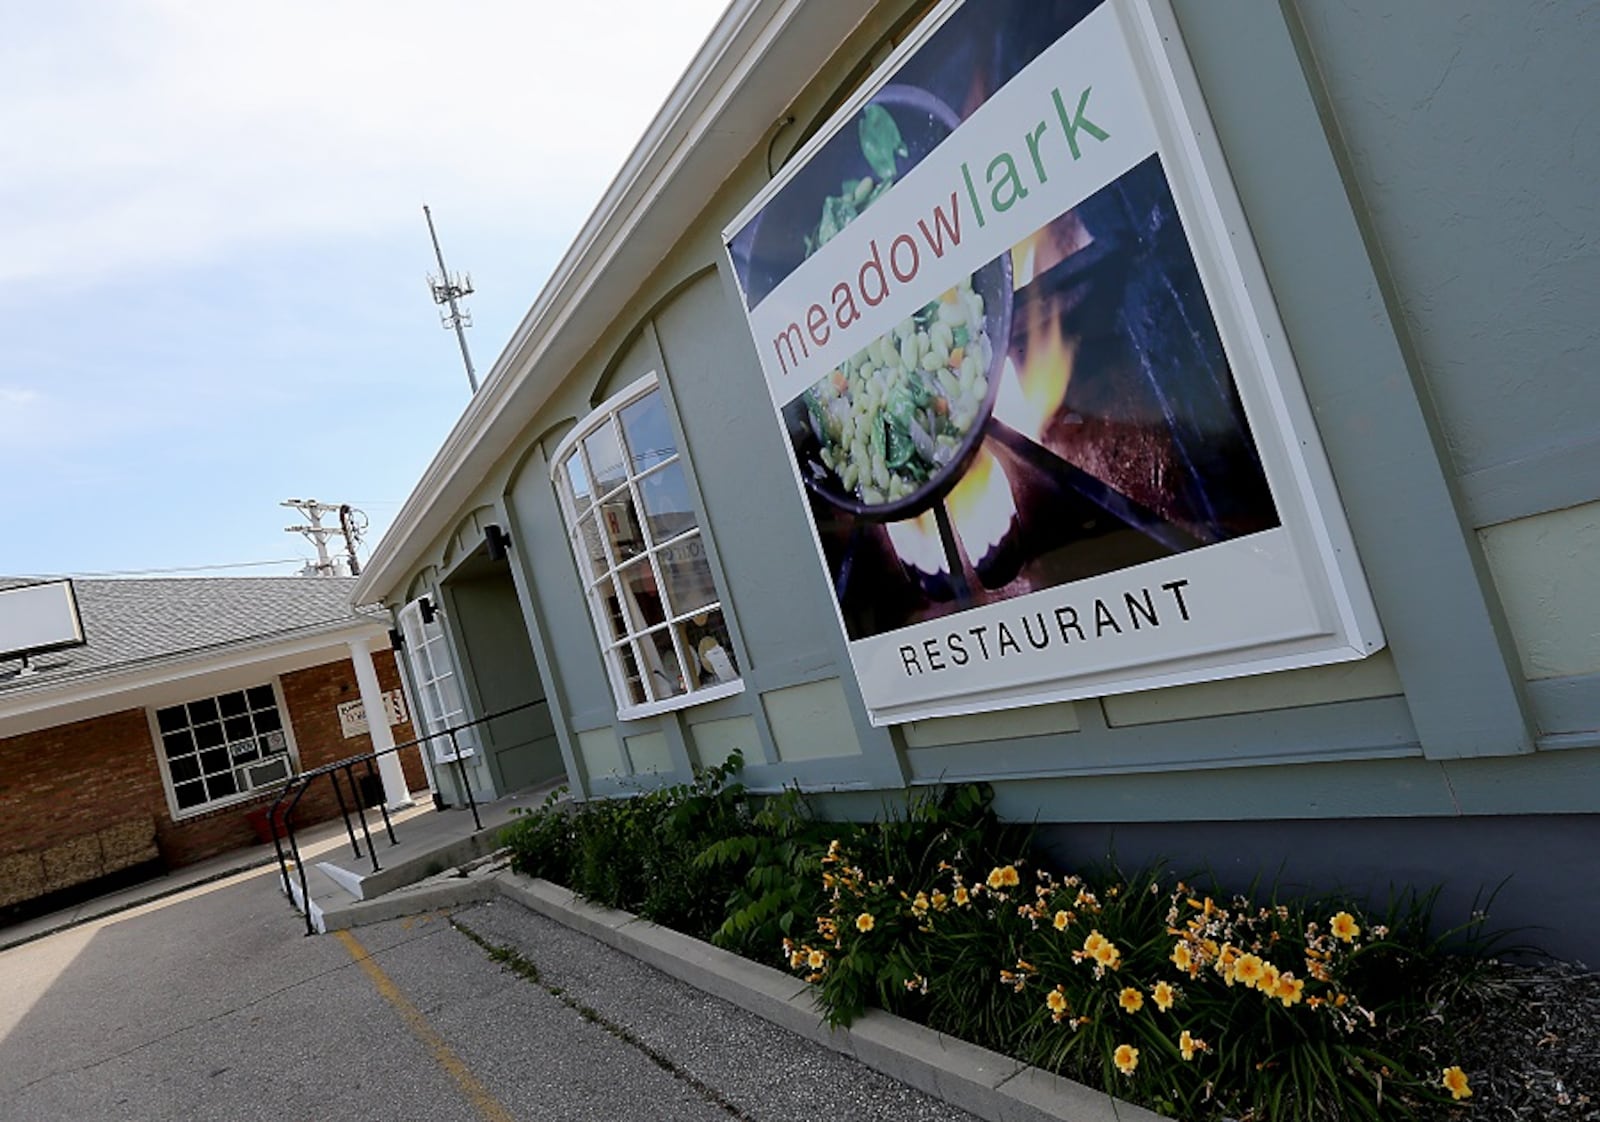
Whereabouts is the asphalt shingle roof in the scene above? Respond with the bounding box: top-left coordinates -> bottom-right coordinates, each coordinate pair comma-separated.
0,577 -> 375,694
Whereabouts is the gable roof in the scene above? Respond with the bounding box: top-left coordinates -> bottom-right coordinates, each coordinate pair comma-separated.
0,576 -> 378,696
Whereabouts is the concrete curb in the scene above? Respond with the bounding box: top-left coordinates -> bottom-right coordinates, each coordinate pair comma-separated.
315,860 -> 504,932
488,872 -> 1163,1122
319,865 -> 1162,1121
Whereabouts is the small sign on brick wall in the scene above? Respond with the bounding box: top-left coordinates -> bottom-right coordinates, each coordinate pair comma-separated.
337,689 -> 409,739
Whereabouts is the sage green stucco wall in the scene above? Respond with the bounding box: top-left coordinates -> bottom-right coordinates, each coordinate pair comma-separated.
384,0 -> 1600,829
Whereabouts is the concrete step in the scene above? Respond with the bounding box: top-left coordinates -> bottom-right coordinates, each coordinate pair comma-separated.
312,816 -> 508,901
279,861 -> 350,934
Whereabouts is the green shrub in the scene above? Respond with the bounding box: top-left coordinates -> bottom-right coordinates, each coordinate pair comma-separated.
505,767 -> 1495,1120
501,786 -> 574,885
499,753 -> 752,942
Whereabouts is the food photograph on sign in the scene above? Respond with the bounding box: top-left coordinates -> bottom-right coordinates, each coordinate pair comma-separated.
725,0 -> 1379,721
730,0 -> 1276,640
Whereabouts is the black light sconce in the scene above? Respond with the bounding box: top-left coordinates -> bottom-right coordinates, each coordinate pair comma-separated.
419,596 -> 437,624
485,523 -> 512,562
388,626 -> 405,650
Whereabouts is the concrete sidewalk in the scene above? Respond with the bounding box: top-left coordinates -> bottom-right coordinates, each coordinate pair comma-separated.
0,784 -> 543,952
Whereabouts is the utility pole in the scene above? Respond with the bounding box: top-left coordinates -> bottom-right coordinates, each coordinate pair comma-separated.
283,499 -> 366,577
338,503 -> 366,576
424,205 -> 478,393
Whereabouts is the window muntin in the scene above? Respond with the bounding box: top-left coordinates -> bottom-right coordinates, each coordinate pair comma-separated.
154,685 -> 293,814
397,597 -> 479,763
553,375 -> 742,717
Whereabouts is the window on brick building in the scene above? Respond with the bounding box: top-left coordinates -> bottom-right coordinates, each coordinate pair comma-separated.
152,684 -> 295,814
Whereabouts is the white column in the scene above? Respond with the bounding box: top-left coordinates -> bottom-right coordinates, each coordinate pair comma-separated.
349,635 -> 414,809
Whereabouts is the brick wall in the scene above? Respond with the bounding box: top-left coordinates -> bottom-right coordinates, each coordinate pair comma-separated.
0,709 -> 170,906
0,649 -> 433,898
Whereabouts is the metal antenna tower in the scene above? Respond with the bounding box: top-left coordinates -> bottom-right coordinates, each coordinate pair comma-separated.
424,205 -> 478,393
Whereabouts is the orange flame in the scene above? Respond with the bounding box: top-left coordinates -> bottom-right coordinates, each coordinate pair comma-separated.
993,312 -> 1076,442
946,447 -> 1016,559
885,510 -> 947,575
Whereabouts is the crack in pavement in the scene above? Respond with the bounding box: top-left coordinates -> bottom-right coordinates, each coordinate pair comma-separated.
450,917 -> 761,1122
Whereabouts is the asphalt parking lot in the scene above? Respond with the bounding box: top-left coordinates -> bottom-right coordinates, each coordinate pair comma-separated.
0,864 -> 978,1121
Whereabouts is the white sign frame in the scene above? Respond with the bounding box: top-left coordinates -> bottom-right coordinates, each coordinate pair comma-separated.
723,0 -> 1383,725
0,579 -> 88,662
337,688 -> 411,739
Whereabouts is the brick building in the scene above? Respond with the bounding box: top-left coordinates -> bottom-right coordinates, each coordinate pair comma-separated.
0,577 -> 429,919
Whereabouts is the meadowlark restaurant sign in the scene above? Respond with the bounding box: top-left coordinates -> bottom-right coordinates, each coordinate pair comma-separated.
723,0 -> 1383,725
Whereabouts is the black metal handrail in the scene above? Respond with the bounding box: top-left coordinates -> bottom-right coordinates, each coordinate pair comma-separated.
267,698 -> 548,935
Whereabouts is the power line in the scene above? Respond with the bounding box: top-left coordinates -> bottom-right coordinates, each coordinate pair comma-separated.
35,558 -> 309,578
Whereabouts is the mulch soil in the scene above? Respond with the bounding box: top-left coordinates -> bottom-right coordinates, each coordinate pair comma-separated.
1431,960 -> 1599,1120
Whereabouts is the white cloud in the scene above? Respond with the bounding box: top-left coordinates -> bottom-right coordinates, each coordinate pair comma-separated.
0,0 -> 730,289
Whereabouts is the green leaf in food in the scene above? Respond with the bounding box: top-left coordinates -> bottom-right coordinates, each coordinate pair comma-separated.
817,193 -> 855,250
885,383 -> 918,428
859,104 -> 906,183
885,417 -> 915,470
804,391 -> 830,439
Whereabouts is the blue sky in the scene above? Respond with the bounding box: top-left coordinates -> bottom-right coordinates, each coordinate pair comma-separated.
1,0 -> 729,578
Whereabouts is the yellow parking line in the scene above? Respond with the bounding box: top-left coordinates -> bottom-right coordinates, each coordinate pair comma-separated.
335,929 -> 517,1122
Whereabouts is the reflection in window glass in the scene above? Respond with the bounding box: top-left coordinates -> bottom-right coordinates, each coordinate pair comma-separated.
641,627 -> 687,700
583,422 -> 627,498
565,452 -> 593,512
658,533 -> 718,616
637,462 -> 697,543
616,643 -> 648,706
616,557 -> 667,632
598,577 -> 629,643
676,608 -> 740,689
575,512 -> 609,578
597,492 -> 645,563
619,391 -> 677,474
557,379 -> 741,717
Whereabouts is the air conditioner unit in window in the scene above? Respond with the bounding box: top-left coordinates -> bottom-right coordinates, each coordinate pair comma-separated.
245,756 -> 292,788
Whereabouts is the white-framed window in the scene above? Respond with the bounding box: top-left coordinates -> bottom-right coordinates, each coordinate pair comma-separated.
397,596 -> 478,762
152,684 -> 295,816
551,373 -> 743,719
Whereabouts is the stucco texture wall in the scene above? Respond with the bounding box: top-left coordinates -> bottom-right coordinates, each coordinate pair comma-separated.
1290,1 -> 1600,497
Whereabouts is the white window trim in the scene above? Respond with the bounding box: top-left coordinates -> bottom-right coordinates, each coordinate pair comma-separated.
551,372 -> 745,719
396,596 -> 479,763
147,678 -> 302,822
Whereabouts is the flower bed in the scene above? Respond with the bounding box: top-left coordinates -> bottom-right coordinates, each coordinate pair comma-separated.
500,757 -> 1531,1121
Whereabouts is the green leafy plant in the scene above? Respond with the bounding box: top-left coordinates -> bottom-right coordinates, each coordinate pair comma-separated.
501,785 -> 573,885
504,769 -> 1500,1120
696,785 -> 833,964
